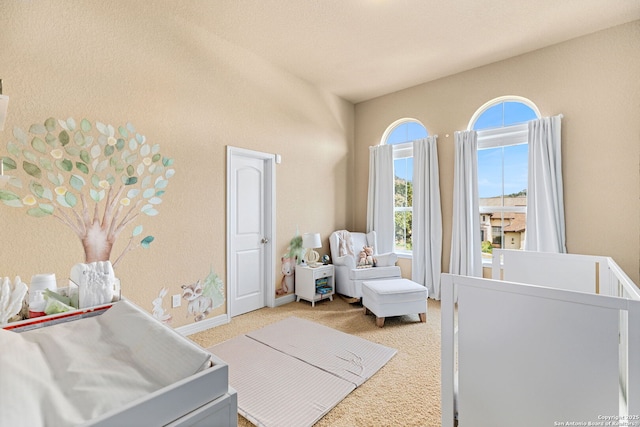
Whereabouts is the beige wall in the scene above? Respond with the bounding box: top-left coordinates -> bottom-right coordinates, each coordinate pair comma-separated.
355,21 -> 640,284
0,2 -> 354,328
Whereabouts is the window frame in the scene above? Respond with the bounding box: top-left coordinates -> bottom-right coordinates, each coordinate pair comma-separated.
382,119 -> 428,258
470,97 -> 539,264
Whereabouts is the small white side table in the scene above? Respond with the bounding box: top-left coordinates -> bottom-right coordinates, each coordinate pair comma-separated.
295,264 -> 334,307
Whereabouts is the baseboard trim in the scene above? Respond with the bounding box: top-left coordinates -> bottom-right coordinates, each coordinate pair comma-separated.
274,294 -> 296,306
175,313 -> 230,336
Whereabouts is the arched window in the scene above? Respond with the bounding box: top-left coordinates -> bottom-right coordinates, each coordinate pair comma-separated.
470,97 -> 539,260
382,119 -> 428,255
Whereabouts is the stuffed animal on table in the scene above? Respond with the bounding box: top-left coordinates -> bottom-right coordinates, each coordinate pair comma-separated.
363,245 -> 377,266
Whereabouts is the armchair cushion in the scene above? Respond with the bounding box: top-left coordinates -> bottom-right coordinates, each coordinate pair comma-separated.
329,230 -> 402,298
373,252 -> 397,267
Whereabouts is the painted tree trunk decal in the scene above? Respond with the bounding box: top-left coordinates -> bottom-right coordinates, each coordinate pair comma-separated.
0,118 -> 171,268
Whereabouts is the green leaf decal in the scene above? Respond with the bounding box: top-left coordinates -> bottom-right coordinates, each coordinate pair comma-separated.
29,124 -> 46,135
70,175 -> 85,191
75,162 -> 89,174
140,236 -> 154,248
39,157 -> 53,171
132,225 -> 143,236
125,176 -> 138,186
23,161 -> 42,178
0,190 -> 20,201
80,119 -> 91,132
47,172 -> 61,186
56,194 -> 71,208
27,207 -> 50,217
116,138 -> 125,151
41,187 -> 53,201
151,153 -> 161,163
65,191 -> 77,207
2,199 -> 22,207
118,126 -> 128,138
104,145 -> 114,157
31,137 -> 47,153
13,127 -> 27,143
126,165 -> 134,176
27,204 -> 54,217
96,122 -> 108,135
74,130 -> 85,146
64,144 -> 80,156
142,188 -> 155,198
79,150 -> 90,164
59,130 -> 70,146
90,188 -> 105,202
66,118 -> 76,131
44,117 -> 56,132
56,159 -> 73,172
23,150 -> 37,163
7,142 -> 21,157
141,204 -> 158,216
162,157 -> 173,166
45,133 -> 57,145
2,157 -> 16,171
29,181 -> 45,198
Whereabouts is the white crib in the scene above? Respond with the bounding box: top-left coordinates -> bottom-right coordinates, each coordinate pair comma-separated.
441,249 -> 640,427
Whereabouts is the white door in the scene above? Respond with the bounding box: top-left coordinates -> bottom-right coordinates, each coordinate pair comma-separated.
227,147 -> 275,317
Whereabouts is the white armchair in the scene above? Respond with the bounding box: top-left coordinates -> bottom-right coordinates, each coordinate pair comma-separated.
329,230 -> 401,299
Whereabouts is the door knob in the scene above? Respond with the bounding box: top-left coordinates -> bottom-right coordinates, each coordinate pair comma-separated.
261,238 -> 269,244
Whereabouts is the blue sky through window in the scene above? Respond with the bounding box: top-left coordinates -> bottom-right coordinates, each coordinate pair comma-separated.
474,102 -> 537,198
387,121 -> 426,180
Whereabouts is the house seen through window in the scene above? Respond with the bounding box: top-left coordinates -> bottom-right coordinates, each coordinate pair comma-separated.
383,120 -> 428,255
470,97 -> 539,262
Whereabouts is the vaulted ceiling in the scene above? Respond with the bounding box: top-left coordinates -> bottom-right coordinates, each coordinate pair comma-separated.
180,0 -> 640,103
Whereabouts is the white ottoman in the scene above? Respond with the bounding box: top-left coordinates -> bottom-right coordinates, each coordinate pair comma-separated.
362,279 -> 428,327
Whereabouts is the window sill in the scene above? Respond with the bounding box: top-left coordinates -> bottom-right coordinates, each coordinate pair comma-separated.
396,253 -> 412,260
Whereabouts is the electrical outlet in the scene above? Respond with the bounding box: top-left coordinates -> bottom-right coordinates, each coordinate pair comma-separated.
172,294 -> 181,308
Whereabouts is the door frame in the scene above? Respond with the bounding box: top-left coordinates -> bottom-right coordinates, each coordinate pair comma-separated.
226,146 -> 276,317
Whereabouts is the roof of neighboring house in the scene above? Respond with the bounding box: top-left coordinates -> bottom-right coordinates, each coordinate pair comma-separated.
479,196 -> 527,207
503,213 -> 526,232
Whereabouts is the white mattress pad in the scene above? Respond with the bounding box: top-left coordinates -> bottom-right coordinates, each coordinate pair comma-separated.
0,300 -> 212,427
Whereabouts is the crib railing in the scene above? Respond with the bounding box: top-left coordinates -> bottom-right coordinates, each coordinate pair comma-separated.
443,251 -> 640,426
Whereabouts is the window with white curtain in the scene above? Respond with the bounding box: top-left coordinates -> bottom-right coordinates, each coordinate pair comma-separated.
382,119 -> 428,255
469,97 -> 539,262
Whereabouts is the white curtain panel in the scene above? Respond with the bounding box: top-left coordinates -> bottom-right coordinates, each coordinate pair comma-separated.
367,144 -> 394,253
525,115 -> 567,253
450,130 -> 482,278
412,137 -> 443,299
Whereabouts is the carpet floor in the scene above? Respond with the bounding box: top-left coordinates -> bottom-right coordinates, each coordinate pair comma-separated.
190,297 -> 441,427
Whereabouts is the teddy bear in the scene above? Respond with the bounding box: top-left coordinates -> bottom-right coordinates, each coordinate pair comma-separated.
357,249 -> 368,267
363,245 -> 376,266
277,256 -> 296,295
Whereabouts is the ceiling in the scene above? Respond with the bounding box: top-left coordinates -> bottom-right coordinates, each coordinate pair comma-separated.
188,0 -> 640,104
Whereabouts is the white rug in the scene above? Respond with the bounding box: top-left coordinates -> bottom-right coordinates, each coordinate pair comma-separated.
208,316 -> 396,427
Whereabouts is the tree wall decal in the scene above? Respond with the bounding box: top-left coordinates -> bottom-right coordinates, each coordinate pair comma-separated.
0,117 -> 174,268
